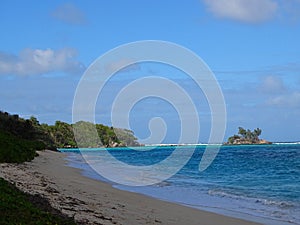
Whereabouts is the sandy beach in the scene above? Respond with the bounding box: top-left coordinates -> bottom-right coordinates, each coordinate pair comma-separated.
0,150 -> 262,225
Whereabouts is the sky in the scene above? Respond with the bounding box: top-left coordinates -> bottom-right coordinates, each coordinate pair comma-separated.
1,0 -> 300,143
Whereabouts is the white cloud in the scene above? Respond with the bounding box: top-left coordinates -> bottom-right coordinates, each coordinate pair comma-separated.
51,3 -> 87,25
0,48 -> 85,76
259,75 -> 286,93
203,0 -> 278,23
268,91 -> 300,107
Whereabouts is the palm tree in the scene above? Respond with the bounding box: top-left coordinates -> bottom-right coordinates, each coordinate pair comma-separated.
253,128 -> 262,141
238,127 -> 247,138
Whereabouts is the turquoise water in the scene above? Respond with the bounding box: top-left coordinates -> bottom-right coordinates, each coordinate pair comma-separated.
60,144 -> 300,225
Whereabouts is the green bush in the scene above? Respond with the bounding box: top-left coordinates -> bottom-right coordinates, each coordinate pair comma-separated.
0,131 -> 44,163
0,178 -> 76,225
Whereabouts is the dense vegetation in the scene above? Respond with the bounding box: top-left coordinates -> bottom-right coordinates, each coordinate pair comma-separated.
0,110 -> 140,163
0,112 -> 48,163
0,131 -> 42,163
47,120 -> 140,148
0,178 -> 76,225
226,127 -> 271,145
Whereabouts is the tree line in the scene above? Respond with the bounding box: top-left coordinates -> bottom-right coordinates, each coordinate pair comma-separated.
0,110 -> 141,163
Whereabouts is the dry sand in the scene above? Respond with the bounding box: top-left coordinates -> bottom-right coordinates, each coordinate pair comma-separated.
0,150 -> 262,225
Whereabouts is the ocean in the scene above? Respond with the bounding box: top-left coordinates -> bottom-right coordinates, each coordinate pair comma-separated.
60,144 -> 300,225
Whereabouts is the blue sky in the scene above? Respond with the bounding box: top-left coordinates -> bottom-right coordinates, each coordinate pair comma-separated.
1,0 -> 300,143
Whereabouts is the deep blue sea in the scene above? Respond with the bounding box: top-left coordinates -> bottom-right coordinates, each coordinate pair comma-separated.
60,144 -> 300,225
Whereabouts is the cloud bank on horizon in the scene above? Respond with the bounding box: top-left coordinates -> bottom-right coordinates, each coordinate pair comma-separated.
0,0 -> 299,142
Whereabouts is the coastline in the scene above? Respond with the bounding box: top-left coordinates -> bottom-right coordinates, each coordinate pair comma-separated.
0,150 -> 262,225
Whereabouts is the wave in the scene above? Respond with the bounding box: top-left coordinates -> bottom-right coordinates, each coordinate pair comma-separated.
273,142 -> 300,145
255,199 -> 294,209
208,189 -> 295,209
155,180 -> 172,187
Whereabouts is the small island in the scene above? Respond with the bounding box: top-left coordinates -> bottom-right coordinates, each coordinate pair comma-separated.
225,127 -> 272,145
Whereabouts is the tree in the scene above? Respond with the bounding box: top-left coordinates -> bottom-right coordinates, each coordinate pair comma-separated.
253,128 -> 262,139
238,127 -> 247,138
114,128 -> 139,146
29,116 -> 40,128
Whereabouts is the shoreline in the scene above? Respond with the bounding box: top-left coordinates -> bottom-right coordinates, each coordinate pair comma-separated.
0,150 -> 262,225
